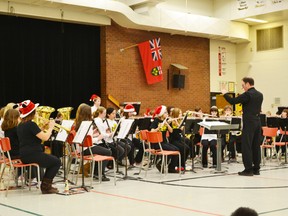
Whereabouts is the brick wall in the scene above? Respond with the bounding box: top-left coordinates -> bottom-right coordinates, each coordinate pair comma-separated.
100,22 -> 210,114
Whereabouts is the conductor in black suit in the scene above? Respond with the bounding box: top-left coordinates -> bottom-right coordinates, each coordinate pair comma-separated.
221,77 -> 263,176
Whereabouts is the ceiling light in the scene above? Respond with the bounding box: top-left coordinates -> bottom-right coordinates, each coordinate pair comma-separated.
244,18 -> 268,23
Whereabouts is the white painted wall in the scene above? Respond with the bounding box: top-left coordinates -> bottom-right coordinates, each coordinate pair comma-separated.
236,20 -> 288,114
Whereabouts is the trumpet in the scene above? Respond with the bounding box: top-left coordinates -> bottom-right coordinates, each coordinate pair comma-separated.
34,116 -> 70,133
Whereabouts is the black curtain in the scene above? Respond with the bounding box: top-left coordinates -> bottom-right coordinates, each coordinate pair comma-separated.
0,15 -> 101,118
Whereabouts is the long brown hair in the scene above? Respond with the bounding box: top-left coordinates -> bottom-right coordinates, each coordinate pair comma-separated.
1,109 -> 20,131
74,103 -> 92,131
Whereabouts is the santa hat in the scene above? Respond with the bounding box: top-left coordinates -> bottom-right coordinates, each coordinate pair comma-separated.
89,94 -> 99,101
19,100 -> 39,118
154,105 -> 167,117
124,104 -> 135,113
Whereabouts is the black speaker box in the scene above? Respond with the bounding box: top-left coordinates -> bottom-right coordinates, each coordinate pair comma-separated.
172,74 -> 185,89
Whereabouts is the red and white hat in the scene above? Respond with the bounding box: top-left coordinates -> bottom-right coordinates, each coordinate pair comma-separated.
19,100 -> 39,118
89,94 -> 99,101
124,104 -> 135,113
154,105 -> 167,117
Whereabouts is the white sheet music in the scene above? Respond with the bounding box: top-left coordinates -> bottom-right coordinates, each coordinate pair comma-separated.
55,120 -> 74,142
117,119 -> 134,139
73,121 -> 93,143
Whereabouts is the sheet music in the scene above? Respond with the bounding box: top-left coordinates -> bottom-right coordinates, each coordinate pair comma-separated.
55,120 -> 74,142
117,119 -> 134,139
73,121 -> 93,143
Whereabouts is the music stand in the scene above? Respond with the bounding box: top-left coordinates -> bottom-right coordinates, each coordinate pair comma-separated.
267,117 -> 279,128
184,117 -> 203,172
54,120 -> 74,184
116,119 -> 139,180
279,118 -> 288,164
70,121 -> 93,192
198,121 -> 239,173
111,119 -> 124,175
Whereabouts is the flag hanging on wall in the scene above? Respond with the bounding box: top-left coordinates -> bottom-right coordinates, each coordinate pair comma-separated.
138,38 -> 163,85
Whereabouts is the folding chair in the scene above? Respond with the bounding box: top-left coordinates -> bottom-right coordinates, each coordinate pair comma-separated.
0,137 -> 40,197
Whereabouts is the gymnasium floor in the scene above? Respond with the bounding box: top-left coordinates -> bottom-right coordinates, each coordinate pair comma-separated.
1,156 -> 288,216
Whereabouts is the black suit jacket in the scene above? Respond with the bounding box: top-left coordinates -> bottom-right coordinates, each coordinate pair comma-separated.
224,87 -> 263,121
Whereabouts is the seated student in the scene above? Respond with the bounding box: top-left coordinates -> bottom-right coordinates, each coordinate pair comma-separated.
221,105 -> 241,162
168,107 -> 190,171
104,107 -> 127,167
150,105 -> 179,173
90,93 -> 101,115
121,104 -> 143,167
200,106 -> 219,168
1,109 -> 21,159
17,100 -> 61,194
74,104 -> 112,181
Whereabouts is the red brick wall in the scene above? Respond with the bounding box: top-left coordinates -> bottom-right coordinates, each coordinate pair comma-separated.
100,22 -> 210,114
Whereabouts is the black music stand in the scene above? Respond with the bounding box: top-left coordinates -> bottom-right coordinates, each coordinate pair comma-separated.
111,119 -> 124,175
69,121 -> 93,192
116,119 -> 140,180
279,118 -> 288,164
198,121 -> 239,173
185,117 -> 203,172
267,117 -> 279,128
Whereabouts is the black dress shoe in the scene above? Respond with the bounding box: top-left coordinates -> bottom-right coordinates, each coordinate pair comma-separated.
253,170 -> 260,175
203,164 -> 208,168
238,170 -> 253,176
102,175 -> 110,182
209,165 -> 217,169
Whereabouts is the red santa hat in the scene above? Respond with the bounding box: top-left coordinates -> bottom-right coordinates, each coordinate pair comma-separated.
89,94 -> 99,101
124,104 -> 135,113
154,105 -> 167,117
19,100 -> 39,118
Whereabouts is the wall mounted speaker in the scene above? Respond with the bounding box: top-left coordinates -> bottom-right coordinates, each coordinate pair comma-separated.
172,74 -> 185,89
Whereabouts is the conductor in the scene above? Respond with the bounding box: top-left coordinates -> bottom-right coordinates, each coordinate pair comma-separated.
221,77 -> 263,176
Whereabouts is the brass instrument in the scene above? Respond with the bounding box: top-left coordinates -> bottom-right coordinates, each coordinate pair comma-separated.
35,106 -> 55,127
35,116 -> 70,133
57,107 -> 73,120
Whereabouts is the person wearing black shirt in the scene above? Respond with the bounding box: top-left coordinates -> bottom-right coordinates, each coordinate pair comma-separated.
221,77 -> 263,176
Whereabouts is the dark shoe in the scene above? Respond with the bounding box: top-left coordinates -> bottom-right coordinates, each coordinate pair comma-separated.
238,170 -> 253,176
41,178 -> 59,194
209,165 -> 217,169
253,170 -> 260,175
94,175 -> 110,182
203,164 -> 208,168
102,175 -> 110,182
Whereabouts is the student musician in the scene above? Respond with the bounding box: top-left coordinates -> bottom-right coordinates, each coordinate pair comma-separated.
221,105 -> 241,162
200,106 -> 219,168
105,107 -> 128,165
121,104 -> 143,167
150,105 -> 179,173
1,108 -> 21,159
74,104 -> 112,181
168,107 -> 190,171
17,100 -> 61,194
90,94 -> 101,115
